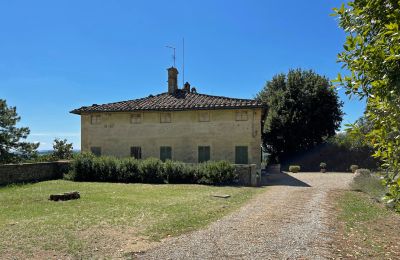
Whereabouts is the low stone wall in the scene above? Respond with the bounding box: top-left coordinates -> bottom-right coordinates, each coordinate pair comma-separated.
235,164 -> 260,187
0,161 -> 71,186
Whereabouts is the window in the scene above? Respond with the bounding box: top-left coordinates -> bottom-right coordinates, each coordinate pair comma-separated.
198,146 -> 210,163
198,111 -> 210,122
91,115 -> 102,124
160,146 -> 172,162
90,146 -> 102,156
131,113 -> 142,124
130,146 -> 142,159
235,146 -> 248,164
160,113 -> 172,123
235,111 -> 248,121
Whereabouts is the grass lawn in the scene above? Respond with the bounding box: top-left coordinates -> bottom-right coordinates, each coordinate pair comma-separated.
0,180 -> 262,259
330,191 -> 400,259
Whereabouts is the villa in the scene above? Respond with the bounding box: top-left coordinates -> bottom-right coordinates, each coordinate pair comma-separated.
71,67 -> 264,167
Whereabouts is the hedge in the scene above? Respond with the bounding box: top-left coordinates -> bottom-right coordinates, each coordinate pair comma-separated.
68,153 -> 237,185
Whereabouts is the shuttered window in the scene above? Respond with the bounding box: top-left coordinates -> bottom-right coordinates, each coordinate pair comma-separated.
131,113 -> 142,124
160,113 -> 172,123
198,146 -> 210,163
90,146 -> 102,157
90,115 -> 102,124
235,111 -> 248,121
160,146 -> 172,162
198,111 -> 210,122
235,146 -> 248,164
130,146 -> 142,159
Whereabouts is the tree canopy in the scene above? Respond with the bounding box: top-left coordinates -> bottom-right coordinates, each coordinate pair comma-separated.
333,0 -> 400,209
257,69 -> 343,161
52,138 -> 74,160
0,99 -> 39,164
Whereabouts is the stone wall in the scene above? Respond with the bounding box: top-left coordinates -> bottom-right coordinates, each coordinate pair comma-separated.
80,108 -> 262,168
235,164 -> 260,186
0,161 -> 71,186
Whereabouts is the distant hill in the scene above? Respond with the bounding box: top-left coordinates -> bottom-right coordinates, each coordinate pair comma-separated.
38,150 -> 81,155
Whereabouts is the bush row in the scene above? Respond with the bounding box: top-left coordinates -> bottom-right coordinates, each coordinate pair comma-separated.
68,153 -> 237,185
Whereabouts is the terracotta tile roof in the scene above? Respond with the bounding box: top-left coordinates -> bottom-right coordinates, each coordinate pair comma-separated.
70,90 -> 264,114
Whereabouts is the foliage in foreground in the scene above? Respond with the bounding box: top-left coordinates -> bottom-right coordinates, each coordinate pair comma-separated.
69,153 -> 237,185
333,0 -> 400,209
257,69 -> 343,162
0,99 -> 39,164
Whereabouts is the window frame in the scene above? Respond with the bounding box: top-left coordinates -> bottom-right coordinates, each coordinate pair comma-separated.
198,111 -> 210,122
160,146 -> 172,162
90,114 -> 102,125
235,110 -> 248,121
130,113 -> 142,124
198,146 -> 211,163
235,146 -> 249,164
130,146 -> 142,159
160,112 -> 172,123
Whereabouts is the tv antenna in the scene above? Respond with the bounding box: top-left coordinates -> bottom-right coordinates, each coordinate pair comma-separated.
165,45 -> 176,67
182,38 -> 185,86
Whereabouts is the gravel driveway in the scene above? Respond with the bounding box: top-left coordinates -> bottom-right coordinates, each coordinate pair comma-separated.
138,172 -> 352,260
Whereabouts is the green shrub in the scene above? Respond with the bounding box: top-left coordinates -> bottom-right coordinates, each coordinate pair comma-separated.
197,161 -> 236,185
71,152 -> 96,181
163,160 -> 196,184
320,162 -> 327,169
138,158 -> 164,183
350,164 -> 359,173
120,158 -> 140,183
70,154 -> 237,185
355,168 -> 371,177
351,173 -> 386,200
289,165 -> 300,173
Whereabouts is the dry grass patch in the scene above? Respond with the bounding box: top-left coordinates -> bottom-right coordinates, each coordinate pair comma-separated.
0,180 -> 262,259
328,190 -> 400,259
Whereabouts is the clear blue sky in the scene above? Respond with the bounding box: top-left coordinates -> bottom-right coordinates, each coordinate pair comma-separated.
0,0 -> 365,150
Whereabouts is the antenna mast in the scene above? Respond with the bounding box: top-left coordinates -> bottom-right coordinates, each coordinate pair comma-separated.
165,45 -> 176,67
182,38 -> 185,86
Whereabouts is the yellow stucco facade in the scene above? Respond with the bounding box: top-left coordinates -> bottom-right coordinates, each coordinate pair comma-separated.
80,108 -> 262,167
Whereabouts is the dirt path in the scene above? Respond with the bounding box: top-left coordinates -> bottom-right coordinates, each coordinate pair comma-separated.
138,173 -> 352,260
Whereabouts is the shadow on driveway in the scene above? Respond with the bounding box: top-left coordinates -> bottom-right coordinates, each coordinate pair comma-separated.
262,173 -> 311,187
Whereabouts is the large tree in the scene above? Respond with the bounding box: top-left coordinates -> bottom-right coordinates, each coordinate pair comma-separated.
52,138 -> 73,160
0,99 -> 39,163
257,69 -> 343,161
333,0 -> 400,209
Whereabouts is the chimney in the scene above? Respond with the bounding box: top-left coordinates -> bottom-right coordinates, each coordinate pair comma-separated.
167,67 -> 178,94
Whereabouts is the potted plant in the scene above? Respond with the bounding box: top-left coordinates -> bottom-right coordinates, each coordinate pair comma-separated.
350,164 -> 359,173
289,165 -> 300,173
320,162 -> 327,173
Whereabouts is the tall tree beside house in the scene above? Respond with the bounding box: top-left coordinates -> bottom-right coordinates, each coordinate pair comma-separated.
257,69 -> 343,161
0,99 -> 39,164
333,1 -> 400,209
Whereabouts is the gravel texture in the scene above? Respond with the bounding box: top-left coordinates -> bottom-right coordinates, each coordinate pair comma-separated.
138,172 -> 352,260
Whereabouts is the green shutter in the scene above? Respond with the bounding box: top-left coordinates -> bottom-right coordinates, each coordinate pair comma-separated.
160,146 -> 172,162
198,146 -> 210,163
235,146 -> 248,164
131,146 -> 142,159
